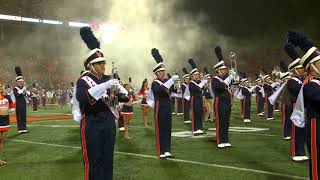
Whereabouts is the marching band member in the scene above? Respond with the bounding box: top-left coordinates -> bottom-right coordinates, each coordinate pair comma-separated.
212,46 -> 235,148
203,67 -> 213,122
255,74 -> 265,117
240,74 -> 255,123
149,48 -> 178,158
277,61 -> 293,140
182,68 -> 191,124
284,42 -> 308,161
13,66 -> 28,134
262,71 -> 275,120
77,27 -> 128,180
288,30 -> 320,178
188,59 -> 207,135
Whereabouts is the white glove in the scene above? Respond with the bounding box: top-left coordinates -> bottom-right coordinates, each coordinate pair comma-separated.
104,79 -> 120,89
88,79 -> 119,101
229,69 -> 236,77
172,75 -> 179,81
198,79 -> 208,88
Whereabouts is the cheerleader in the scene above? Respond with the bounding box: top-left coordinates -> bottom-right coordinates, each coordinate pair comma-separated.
121,83 -> 135,139
138,79 -> 150,128
0,82 -> 15,165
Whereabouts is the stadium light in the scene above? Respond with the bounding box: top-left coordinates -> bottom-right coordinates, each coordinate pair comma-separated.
42,19 -> 63,25
69,21 -> 90,27
0,14 -> 21,21
21,17 -> 40,23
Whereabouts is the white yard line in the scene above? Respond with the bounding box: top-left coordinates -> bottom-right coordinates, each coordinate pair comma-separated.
7,139 -> 307,180
10,124 -> 279,137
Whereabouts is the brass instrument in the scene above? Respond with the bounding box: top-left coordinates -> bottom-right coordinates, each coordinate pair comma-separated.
229,51 -> 240,82
110,62 -> 119,109
173,72 -> 182,93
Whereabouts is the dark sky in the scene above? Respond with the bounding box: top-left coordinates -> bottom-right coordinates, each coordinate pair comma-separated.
175,0 -> 320,43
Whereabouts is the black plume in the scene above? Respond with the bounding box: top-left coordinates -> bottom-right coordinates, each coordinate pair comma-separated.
204,67 -> 209,74
32,83 -> 36,88
182,67 -> 188,75
287,30 -> 315,52
188,58 -> 197,69
15,66 -> 22,76
129,77 -> 132,83
71,82 -> 74,87
214,46 -> 223,61
80,70 -> 84,75
80,27 -> 100,50
284,43 -> 299,60
280,61 -> 288,72
151,48 -> 163,63
167,73 -> 172,78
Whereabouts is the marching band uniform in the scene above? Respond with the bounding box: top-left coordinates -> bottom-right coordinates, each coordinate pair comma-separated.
263,74 -> 274,120
149,48 -> 178,158
241,78 -> 253,123
13,66 -> 28,133
77,27 -> 128,180
212,46 -> 235,148
181,68 -> 191,124
277,61 -> 293,140
255,76 -> 264,116
188,59 -> 207,135
288,30 -> 320,179
284,42 -> 308,161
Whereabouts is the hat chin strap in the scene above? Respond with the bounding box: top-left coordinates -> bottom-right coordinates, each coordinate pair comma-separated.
310,63 -> 320,76
89,64 -> 99,75
293,69 -> 301,77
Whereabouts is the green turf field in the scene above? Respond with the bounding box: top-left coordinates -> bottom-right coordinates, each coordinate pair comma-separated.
0,101 -> 310,180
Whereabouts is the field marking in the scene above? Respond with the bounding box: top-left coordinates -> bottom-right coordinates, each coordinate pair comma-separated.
7,139 -> 307,180
10,124 -> 280,137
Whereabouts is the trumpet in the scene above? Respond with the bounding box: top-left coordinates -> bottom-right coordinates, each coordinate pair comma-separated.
229,51 -> 240,82
173,73 -> 182,93
110,62 -> 119,109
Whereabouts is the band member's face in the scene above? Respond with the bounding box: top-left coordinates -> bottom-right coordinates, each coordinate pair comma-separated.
184,78 -> 190,83
295,67 -> 306,78
17,81 -> 24,87
92,61 -> 106,75
157,70 -> 165,79
258,81 -> 263,86
266,78 -> 272,84
193,73 -> 200,80
218,68 -> 227,77
309,61 -> 320,77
